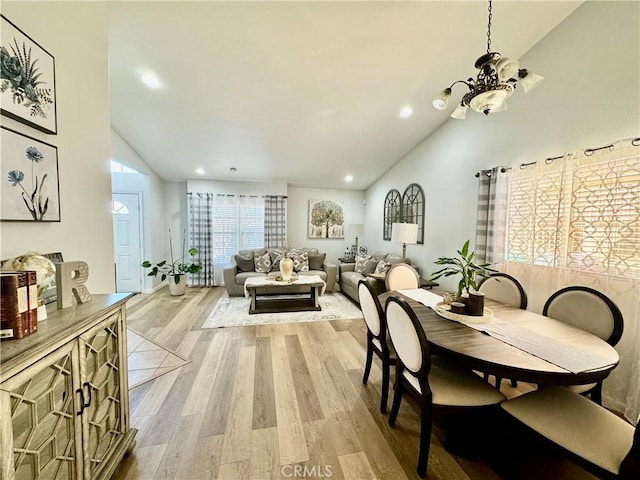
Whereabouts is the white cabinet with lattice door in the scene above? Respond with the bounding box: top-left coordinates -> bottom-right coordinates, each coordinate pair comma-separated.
0,294 -> 137,480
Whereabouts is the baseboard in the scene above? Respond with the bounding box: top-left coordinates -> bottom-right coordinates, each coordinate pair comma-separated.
141,282 -> 167,294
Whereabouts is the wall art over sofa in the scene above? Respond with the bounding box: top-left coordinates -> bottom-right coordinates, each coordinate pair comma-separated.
1,126 -> 60,221
308,199 -> 345,239
1,15 -> 57,134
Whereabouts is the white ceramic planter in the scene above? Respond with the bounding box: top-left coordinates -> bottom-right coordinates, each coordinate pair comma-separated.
168,274 -> 188,296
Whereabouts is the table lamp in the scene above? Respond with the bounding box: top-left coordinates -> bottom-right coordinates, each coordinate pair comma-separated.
391,223 -> 418,262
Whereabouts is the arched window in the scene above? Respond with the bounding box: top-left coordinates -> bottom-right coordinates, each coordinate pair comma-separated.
111,200 -> 129,215
383,189 -> 402,240
402,183 -> 425,244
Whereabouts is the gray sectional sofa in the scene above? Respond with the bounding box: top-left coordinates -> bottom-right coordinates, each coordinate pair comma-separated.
223,247 -> 337,296
339,251 -> 412,303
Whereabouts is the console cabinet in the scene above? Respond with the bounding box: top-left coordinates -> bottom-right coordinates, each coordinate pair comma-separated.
0,294 -> 137,480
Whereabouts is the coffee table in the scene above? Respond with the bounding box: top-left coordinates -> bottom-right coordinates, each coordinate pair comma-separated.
244,275 -> 326,314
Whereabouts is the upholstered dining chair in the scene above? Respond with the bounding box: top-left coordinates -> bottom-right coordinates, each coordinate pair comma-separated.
543,286 -> 624,404
385,263 -> 420,291
501,386 -> 639,479
384,295 -> 505,477
358,279 -> 395,413
478,272 -> 528,388
478,272 -> 528,309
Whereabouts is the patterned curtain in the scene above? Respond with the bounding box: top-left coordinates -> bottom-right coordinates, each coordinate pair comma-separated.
474,166 -> 509,267
187,192 -> 214,286
503,137 -> 640,423
264,195 -> 287,248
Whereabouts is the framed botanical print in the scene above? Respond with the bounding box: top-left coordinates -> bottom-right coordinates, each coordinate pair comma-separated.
308,199 -> 345,239
1,15 -> 57,134
1,126 -> 60,221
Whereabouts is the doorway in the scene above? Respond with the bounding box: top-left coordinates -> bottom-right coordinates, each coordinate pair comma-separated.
112,192 -> 142,293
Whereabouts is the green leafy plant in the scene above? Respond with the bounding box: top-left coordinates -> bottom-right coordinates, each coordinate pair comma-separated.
141,230 -> 202,284
430,239 -> 496,298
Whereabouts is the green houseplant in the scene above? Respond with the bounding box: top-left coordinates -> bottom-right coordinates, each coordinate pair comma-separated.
142,231 -> 202,295
430,239 -> 496,298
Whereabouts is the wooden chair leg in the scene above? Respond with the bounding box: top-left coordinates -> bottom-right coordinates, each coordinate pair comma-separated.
510,379 -> 518,388
495,377 -> 503,389
362,343 -> 373,385
380,359 -> 390,414
417,399 -> 433,478
590,382 -> 603,405
388,379 -> 404,427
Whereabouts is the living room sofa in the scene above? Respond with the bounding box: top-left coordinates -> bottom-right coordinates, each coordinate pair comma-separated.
339,251 -> 413,304
223,247 -> 337,296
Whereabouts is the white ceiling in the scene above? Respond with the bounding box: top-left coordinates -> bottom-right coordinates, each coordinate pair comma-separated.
108,1 -> 581,190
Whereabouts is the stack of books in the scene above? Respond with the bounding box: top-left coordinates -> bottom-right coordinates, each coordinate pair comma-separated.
0,271 -> 39,340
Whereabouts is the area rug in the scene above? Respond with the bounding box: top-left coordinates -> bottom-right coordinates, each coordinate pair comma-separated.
127,328 -> 191,389
202,292 -> 363,328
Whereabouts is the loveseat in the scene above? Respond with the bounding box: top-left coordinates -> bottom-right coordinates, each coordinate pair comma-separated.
223,247 -> 337,296
339,251 -> 413,303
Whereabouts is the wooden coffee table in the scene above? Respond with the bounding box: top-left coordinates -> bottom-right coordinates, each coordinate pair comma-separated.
244,275 -> 326,314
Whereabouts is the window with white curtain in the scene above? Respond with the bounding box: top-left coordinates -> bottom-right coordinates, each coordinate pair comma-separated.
211,195 -> 264,285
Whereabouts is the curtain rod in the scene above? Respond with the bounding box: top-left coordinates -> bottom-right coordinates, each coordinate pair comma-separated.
474,137 -> 640,177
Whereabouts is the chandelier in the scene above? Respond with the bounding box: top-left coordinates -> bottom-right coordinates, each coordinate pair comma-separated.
432,0 -> 543,119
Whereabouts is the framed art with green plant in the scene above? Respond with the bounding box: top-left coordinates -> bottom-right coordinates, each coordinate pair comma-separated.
1,126 -> 60,222
1,14 -> 57,134
142,230 -> 203,284
430,239 -> 497,298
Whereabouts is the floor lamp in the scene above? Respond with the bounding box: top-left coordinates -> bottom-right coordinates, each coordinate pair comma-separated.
391,223 -> 418,262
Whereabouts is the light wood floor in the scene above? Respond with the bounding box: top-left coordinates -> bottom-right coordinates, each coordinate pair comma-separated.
112,287 -> 597,480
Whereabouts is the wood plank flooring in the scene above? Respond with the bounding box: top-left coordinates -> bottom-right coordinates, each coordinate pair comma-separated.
112,287 -> 598,480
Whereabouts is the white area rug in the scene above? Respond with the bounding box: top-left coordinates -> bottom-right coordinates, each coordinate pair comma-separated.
202,292 -> 363,328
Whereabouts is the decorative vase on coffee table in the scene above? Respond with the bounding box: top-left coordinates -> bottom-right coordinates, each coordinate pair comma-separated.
169,274 -> 188,296
280,257 -> 294,281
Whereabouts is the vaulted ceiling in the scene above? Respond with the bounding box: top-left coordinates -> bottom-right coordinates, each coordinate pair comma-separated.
108,1 -> 581,190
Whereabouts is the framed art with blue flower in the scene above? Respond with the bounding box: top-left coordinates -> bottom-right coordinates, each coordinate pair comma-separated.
1,126 -> 60,221
1,15 -> 57,135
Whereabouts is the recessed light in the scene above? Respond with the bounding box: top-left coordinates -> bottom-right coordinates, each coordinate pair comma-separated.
141,72 -> 161,89
344,174 -> 354,182
399,105 -> 413,118
195,168 -> 205,175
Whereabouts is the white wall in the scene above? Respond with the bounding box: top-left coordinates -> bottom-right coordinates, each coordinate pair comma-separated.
0,2 -> 114,294
187,179 -> 287,196
366,1 -> 640,293
111,129 -> 167,291
164,181 -> 188,268
287,187 -> 366,265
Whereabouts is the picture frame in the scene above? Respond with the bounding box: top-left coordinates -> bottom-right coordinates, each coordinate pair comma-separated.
308,199 -> 345,239
1,126 -> 60,222
1,14 -> 57,134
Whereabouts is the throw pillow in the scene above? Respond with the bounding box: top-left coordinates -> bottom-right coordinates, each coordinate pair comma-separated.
254,252 -> 272,273
235,253 -> 255,273
268,249 -> 285,270
355,255 -> 372,274
308,252 -> 326,271
374,259 -> 392,275
288,251 -> 309,272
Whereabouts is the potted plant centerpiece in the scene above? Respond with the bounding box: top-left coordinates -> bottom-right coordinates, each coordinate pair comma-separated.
142,231 -> 202,296
430,239 -> 496,316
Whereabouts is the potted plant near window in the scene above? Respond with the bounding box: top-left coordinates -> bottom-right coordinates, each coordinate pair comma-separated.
430,239 -> 496,316
141,231 -> 202,296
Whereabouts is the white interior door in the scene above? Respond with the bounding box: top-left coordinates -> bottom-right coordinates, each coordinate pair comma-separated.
112,193 -> 142,293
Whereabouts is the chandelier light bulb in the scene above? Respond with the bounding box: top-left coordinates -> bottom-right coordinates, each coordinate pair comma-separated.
432,88 -> 451,110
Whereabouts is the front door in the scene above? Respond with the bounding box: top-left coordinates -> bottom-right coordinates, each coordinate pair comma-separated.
112,192 -> 142,293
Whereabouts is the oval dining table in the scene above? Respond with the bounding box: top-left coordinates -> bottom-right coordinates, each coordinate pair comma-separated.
380,291 -> 620,387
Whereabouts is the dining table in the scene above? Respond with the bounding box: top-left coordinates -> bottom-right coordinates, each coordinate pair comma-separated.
380,289 -> 620,387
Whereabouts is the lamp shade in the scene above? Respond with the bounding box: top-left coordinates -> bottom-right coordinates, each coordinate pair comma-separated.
391,223 -> 418,245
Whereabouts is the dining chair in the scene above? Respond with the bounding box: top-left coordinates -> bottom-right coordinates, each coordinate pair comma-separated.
543,286 -> 624,404
359,279 -> 395,413
478,272 -> 528,309
478,272 -> 528,388
501,386 -> 639,479
385,295 -> 505,477
385,263 -> 420,291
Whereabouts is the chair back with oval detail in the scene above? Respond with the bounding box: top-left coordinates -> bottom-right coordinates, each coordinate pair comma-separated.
385,263 -> 420,291
478,272 -> 528,309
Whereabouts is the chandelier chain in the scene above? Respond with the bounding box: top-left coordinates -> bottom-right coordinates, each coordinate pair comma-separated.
486,0 -> 493,53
